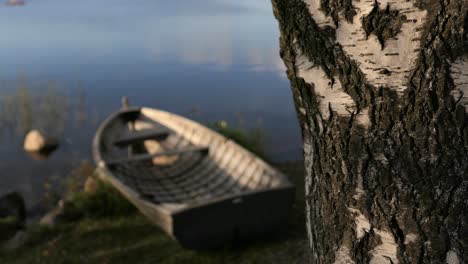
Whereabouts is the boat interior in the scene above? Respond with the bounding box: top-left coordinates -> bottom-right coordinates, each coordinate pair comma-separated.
97,108 -> 288,207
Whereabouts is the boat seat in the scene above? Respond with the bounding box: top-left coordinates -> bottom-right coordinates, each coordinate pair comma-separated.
106,146 -> 209,165
114,128 -> 171,147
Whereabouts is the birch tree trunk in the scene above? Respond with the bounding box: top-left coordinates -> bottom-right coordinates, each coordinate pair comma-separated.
271,0 -> 467,263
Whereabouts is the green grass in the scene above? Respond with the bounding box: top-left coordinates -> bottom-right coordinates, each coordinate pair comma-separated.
1,213 -> 306,264
0,162 -> 306,264
59,179 -> 137,222
0,122 -> 307,263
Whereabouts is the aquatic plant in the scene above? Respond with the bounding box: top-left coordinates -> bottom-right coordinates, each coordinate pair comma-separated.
0,75 -> 88,137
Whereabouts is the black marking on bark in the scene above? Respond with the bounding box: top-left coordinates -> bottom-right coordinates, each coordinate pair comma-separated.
352,228 -> 379,263
319,0 -> 357,27
362,2 -> 407,50
379,68 -> 392,76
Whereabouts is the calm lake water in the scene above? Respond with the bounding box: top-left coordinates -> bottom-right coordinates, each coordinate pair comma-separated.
0,0 -> 301,210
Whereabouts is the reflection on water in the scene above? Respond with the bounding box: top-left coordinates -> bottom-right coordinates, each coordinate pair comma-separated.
0,0 -> 302,211
145,15 -> 286,74
5,0 -> 25,6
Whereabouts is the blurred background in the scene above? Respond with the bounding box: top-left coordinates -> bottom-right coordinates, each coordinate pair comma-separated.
0,0 -> 301,212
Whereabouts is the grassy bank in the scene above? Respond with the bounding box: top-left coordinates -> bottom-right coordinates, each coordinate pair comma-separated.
0,162 -> 306,264
1,125 -> 307,263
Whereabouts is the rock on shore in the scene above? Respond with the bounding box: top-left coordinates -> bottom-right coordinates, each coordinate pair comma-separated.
23,130 -> 59,154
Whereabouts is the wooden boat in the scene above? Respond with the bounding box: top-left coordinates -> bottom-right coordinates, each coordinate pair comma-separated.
93,106 -> 295,249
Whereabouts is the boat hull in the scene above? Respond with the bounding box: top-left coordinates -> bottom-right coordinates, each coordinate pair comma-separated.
172,187 -> 294,249
93,107 -> 295,249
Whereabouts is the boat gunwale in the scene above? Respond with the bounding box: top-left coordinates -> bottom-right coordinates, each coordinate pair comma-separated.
93,107 -> 295,215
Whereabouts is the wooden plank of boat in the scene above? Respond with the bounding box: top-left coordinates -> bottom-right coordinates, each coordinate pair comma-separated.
106,146 -> 209,166
93,107 -> 295,249
113,128 -> 171,147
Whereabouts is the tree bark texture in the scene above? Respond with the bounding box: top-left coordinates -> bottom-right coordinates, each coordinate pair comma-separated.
272,0 -> 467,263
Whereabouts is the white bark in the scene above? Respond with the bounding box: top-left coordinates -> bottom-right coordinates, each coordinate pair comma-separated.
303,0 -> 335,28
446,250 -> 462,264
296,48 -> 357,119
333,246 -> 354,264
450,56 -> 468,112
304,0 -> 427,95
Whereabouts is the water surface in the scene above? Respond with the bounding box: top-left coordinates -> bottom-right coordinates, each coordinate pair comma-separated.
0,0 -> 301,209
